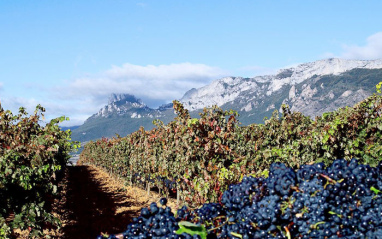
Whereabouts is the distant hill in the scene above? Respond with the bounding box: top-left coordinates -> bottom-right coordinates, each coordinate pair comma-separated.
71,58 -> 382,142
60,125 -> 80,131
70,94 -> 175,142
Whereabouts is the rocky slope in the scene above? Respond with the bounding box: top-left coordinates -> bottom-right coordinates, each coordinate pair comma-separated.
180,58 -> 382,110
71,58 -> 382,142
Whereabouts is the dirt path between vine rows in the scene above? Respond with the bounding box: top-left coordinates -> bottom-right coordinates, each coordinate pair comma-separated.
60,165 -> 178,239
14,165 -> 178,239
62,165 -> 142,238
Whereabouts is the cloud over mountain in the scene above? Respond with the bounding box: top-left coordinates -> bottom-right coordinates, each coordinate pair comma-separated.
341,32 -> 382,59
65,62 -> 228,107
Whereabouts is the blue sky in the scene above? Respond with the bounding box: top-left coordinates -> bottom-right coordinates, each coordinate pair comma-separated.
1,1 -> 382,126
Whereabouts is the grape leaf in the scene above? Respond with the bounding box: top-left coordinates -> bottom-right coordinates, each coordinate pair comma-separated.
175,221 -> 207,239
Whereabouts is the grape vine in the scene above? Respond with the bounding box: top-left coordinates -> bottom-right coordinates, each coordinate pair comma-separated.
97,158 -> 382,238
79,94 -> 382,205
0,103 -> 77,237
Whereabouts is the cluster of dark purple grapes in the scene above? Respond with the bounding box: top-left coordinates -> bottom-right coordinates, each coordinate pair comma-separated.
97,197 -> 211,239
131,173 -> 146,187
163,178 -> 177,192
131,174 -> 177,192
98,158 -> 382,238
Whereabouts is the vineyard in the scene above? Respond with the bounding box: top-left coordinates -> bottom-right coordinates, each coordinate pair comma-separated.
0,104 -> 77,238
1,86 -> 382,238
79,94 -> 382,206
78,91 -> 382,238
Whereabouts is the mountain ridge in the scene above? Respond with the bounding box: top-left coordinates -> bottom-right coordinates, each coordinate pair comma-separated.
180,58 -> 382,111
71,58 -> 382,142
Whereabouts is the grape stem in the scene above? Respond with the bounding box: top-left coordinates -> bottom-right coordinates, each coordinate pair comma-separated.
207,216 -> 228,232
319,174 -> 337,184
284,226 -> 292,239
319,174 -> 344,188
311,221 -> 326,230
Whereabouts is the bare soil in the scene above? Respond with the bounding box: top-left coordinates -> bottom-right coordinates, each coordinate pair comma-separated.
13,165 -> 178,239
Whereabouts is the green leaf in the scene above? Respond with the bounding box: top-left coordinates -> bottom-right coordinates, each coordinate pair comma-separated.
371,186 -> 381,195
260,169 -> 269,178
175,221 -> 207,239
376,81 -> 382,93
187,118 -> 199,127
36,207 -> 41,217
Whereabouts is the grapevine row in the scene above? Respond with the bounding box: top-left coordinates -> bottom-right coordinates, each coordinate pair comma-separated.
99,158 -> 382,238
79,94 -> 382,206
0,104 -> 76,237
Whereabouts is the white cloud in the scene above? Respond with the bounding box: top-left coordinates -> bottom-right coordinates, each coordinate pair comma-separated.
0,97 -> 47,120
0,82 -> 3,90
0,95 -> 91,127
62,62 -> 228,108
2,63 -> 228,127
339,32 -> 382,60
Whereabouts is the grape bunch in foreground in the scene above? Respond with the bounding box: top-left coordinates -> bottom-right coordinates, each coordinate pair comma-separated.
98,158 -> 382,238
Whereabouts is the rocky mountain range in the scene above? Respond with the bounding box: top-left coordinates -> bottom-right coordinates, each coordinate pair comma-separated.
71,58 -> 382,142
88,93 -> 168,120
